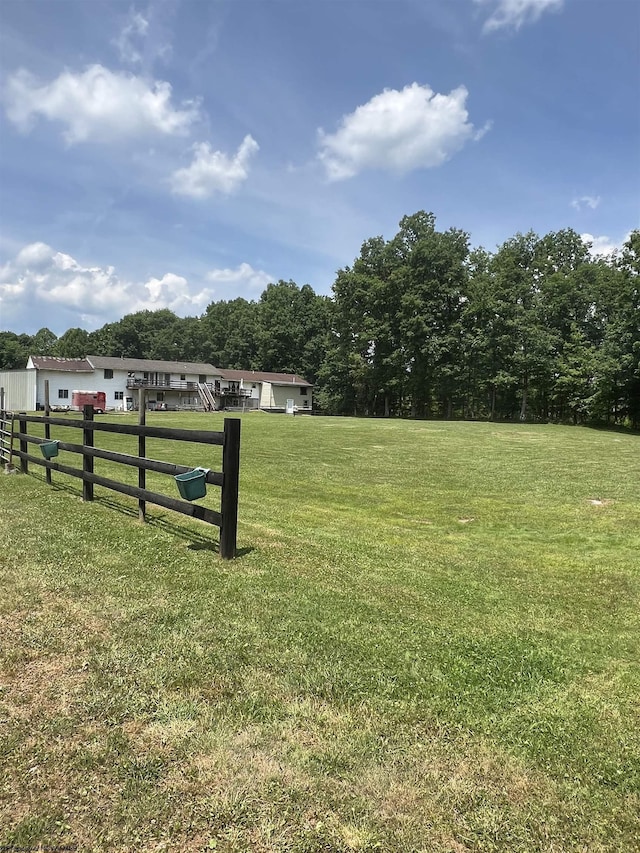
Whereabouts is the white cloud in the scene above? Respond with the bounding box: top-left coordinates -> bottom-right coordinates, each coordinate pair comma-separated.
475,0 -> 563,33
317,83 -> 485,181
112,8 -> 172,68
581,232 -> 629,258
171,135 -> 259,198
15,242 -> 53,267
473,120 -> 494,141
143,272 -> 213,309
4,64 -> 200,143
205,262 -> 273,290
571,195 -> 601,211
113,10 -> 149,64
0,243 -> 216,327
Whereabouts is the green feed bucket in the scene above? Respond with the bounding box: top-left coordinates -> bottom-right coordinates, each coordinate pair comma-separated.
40,440 -> 60,459
175,467 -> 208,501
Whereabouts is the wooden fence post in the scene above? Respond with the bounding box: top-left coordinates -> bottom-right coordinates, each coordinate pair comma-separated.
19,413 -> 28,474
220,417 -> 240,559
83,404 -> 94,502
0,387 -> 4,414
44,379 -> 52,485
138,389 -> 146,522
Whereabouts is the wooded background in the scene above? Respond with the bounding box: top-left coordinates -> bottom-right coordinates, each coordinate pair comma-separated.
2,213 -> 638,427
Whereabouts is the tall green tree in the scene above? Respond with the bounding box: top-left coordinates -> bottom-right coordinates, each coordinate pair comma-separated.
396,220 -> 470,418
0,332 -> 31,369
461,247 -> 495,418
483,232 -> 556,420
54,327 -> 89,358
256,281 -> 331,381
328,265 -> 379,415
617,230 -> 640,427
87,310 -> 179,359
30,327 -> 58,355
202,298 -> 260,368
325,213 -> 473,417
588,232 -> 640,426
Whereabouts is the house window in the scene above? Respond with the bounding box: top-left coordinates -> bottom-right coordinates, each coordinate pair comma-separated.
300,387 -> 308,396
180,374 -> 186,381
58,389 -> 69,399
104,369 -> 113,379
114,391 -> 124,401
199,374 -> 206,384
157,392 -> 164,401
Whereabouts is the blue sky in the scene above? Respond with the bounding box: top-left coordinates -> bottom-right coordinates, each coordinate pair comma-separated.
1,0 -> 638,335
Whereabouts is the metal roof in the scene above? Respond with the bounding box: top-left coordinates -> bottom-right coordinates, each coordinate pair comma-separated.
220,369 -> 313,386
86,356 -> 221,374
29,357 -> 93,372
26,356 -> 310,385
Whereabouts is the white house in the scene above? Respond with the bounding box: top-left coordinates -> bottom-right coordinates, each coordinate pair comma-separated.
0,357 -> 313,413
0,357 -> 95,412
85,356 -> 223,411
218,369 -> 313,411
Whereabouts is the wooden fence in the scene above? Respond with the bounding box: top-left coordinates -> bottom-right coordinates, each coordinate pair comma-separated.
5,404 -> 241,559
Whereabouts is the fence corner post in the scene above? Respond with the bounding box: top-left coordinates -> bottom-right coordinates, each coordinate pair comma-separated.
220,417 -> 240,559
83,404 -> 94,502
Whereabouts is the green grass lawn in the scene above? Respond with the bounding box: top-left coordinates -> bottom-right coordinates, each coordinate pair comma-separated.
1,414 -> 639,852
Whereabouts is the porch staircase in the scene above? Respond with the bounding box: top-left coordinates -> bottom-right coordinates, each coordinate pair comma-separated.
197,383 -> 217,411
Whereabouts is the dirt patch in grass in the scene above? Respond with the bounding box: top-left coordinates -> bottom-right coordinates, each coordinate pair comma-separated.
122,717 -> 198,753
142,701 -> 573,851
0,593 -> 107,725
0,592 -> 118,847
0,652 -> 87,720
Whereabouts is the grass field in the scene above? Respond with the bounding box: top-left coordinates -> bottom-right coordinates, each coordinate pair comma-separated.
1,413 -> 639,852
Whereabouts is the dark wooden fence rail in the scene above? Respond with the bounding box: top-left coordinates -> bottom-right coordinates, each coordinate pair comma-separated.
10,406 -> 241,559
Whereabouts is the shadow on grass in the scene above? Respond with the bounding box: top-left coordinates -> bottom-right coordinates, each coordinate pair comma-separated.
582,422 -> 640,437
28,471 -> 254,558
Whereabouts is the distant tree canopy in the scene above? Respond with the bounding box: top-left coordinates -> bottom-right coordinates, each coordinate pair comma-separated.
2,215 -> 638,427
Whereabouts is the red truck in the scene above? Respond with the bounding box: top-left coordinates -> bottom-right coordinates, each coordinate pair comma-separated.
71,390 -> 106,414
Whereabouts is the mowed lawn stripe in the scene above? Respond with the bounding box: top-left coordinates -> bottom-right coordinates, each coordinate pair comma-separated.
1,415 -> 638,851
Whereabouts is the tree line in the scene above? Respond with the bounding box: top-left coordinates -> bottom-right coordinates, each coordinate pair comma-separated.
2,212 -> 638,427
